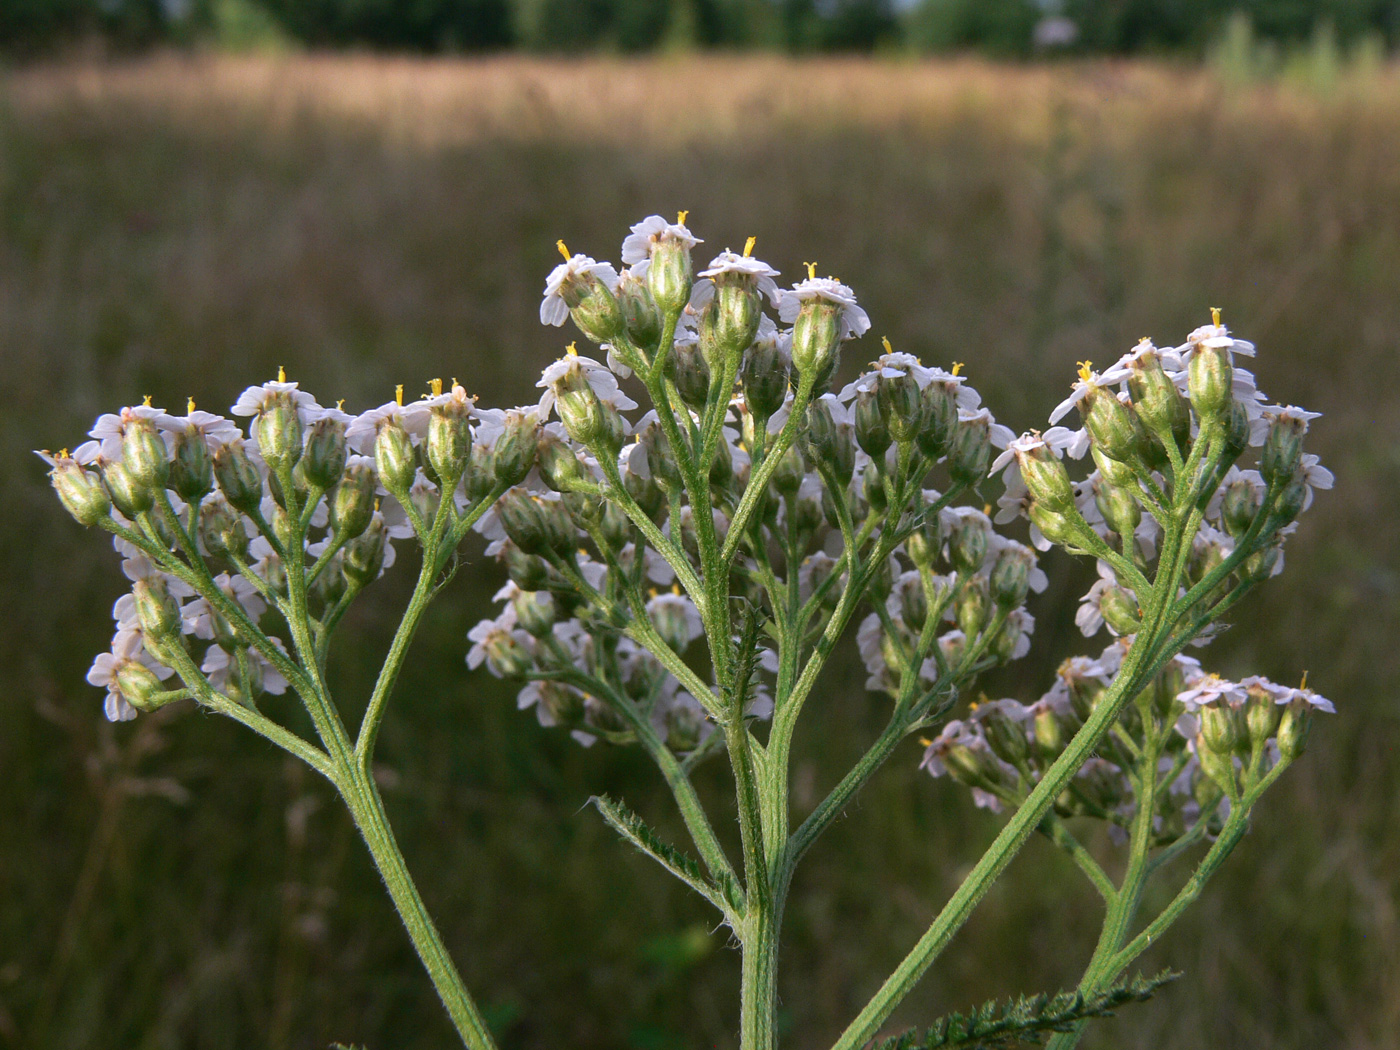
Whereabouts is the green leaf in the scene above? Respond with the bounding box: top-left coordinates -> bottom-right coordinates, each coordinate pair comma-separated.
874,971 -> 1179,1050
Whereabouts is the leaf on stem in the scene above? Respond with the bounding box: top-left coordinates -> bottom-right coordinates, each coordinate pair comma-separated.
873,970 -> 1179,1050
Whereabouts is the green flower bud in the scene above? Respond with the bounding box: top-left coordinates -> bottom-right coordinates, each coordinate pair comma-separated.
854,388 -> 891,461
329,464 -> 376,540
103,460 -> 154,517
650,595 -> 696,653
878,371 -> 923,445
169,426 -> 214,501
427,395 -> 473,485
904,510 -> 942,569
461,444 -> 494,504
641,423 -> 682,491
989,545 -> 1032,609
1240,541 -> 1282,583
199,497 -> 248,560
1219,399 -> 1251,474
1261,413 -> 1308,486
1199,702 -> 1244,756
410,479 -> 440,524
1273,470 -> 1308,523
498,488 -> 551,556
539,682 -> 586,728
213,441 -> 264,515
899,577 -> 928,631
868,556 -> 893,603
562,489 -> 605,531
1127,346 -> 1191,448
533,433 -> 584,494
1187,343 -> 1233,424
493,412 -> 539,488
1099,585 -> 1142,636
343,516 -> 387,585
1153,660 -> 1187,721
616,269 -> 662,352
513,590 -> 555,638
601,503 -> 631,550
948,417 -> 992,488
956,576 -> 990,638
115,659 -> 168,712
501,540 -> 550,591
1081,386 -> 1145,465
1093,475 -> 1141,539
704,281 -> 762,372
51,460 -> 111,526
374,420 -> 417,497
569,277 -> 626,346
741,338 -> 790,421
1091,443 -> 1136,488
484,628 -> 534,678
916,381 -> 958,460
771,444 -> 806,498
1245,685 -> 1282,750
1221,478 -> 1262,538
132,576 -> 182,641
647,238 -> 694,318
664,700 -> 707,753
710,436 -> 734,491
121,418 -> 170,492
790,299 -> 842,391
977,704 -> 1029,766
1033,703 -> 1077,763
1276,699 -> 1313,760
669,341 -> 712,412
302,418 -> 348,490
948,515 -> 988,576
270,502 -> 299,550
257,391 -> 303,474
539,496 -> 578,557
624,468 -> 665,520
312,556 -> 347,606
1014,441 -> 1076,516
1028,502 -> 1079,549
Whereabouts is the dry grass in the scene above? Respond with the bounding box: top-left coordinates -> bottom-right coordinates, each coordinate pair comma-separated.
0,53 -> 1397,1050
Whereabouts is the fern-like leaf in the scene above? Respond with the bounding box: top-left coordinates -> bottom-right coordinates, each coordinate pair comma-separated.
591,794 -> 739,919
874,970 -> 1179,1050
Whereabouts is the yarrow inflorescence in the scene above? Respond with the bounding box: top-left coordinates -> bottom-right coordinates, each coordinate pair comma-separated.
39,212 -> 1337,1050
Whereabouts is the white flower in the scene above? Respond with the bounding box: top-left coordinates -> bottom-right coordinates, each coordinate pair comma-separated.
1075,561 -> 1121,637
958,407 -> 1016,451
345,398 -> 432,455
1182,320 -> 1256,358
182,572 -> 266,638
698,248 -> 780,305
89,403 -> 167,460
536,349 -> 639,417
230,379 -> 322,420
621,214 -> 702,266
1176,673 -> 1249,711
155,403 -> 243,450
541,253 -> 620,327
1049,362 -> 1131,425
1240,675 -> 1336,714
778,276 -> 871,340
989,426 -> 1087,479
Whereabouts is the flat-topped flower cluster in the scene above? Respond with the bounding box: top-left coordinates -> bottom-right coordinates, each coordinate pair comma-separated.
39,210 -> 1335,1050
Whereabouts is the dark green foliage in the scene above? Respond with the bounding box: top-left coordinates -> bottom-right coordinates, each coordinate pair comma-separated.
876,972 -> 1179,1050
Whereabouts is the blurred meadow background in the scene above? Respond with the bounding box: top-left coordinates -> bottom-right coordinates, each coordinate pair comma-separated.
2,8 -> 1400,1049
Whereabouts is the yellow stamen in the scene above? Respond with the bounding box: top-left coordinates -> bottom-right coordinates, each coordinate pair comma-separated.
395,384 -> 404,407
803,261 -> 817,280
983,503 -> 992,516
337,399 -> 345,410
187,397 -> 196,414
881,336 -> 893,355
1210,306 -> 1222,327
671,582 -> 681,596
278,366 -> 286,383
950,362 -> 964,376
578,548 -> 589,558
648,587 -> 659,599
1139,336 -> 1151,344
452,377 -> 459,388
374,498 -> 381,512
430,378 -> 443,397
142,394 -> 152,407
556,239 -> 571,262
1077,360 -> 1094,383
1300,670 -> 1309,690
58,448 -> 69,460
565,341 -> 578,357
676,210 -> 689,225
918,737 -> 933,747
743,235 -> 756,257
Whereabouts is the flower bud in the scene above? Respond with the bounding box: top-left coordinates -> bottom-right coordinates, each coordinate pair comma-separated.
650,597 -> 696,654
536,432 -> 588,493
704,281 -> 763,372
569,279 -> 626,345
1187,344 -> 1233,424
1218,399 -> 1251,475
1016,444 -> 1076,516
497,489 -> 550,556
916,382 -> 958,460
562,489 -> 605,531
1128,349 -> 1190,448
103,460 -> 154,517
302,418 -> 348,490
116,659 -> 168,712
1276,699 -> 1313,760
647,239 -> 694,317
539,682 -> 585,727
771,444 -> 806,498
121,418 -> 170,492
51,461 -> 111,526
169,427 -> 214,501
540,497 -> 578,557
854,389 -> 891,461
1099,585 -> 1142,636
213,442 -> 264,515
270,502 -> 300,550
878,372 -> 923,445
905,510 -> 942,569
133,576 -> 183,642
664,700 -> 707,753
1245,685 -> 1282,750
1080,388 -> 1143,466
410,478 -> 440,524
199,497 -> 248,560
257,391 -> 303,474
462,443 -> 496,503
493,413 -> 539,488
1240,541 -> 1282,583
624,468 -> 665,520
1199,702 -> 1244,756
1090,444 -> 1135,489
428,401 -> 473,485
1153,661 -> 1187,721
741,338 -> 790,421
1028,502 -> 1078,549
898,577 -> 928,631
868,556 -> 893,604
790,299 -> 842,391
1272,470 -> 1308,524
1033,704 -> 1076,763
484,629 -> 533,678
669,341 -> 712,412
601,502 -> 631,550
373,420 -> 416,497
343,516 -> 387,585
956,576 -> 990,639
329,470 -> 374,545
1093,475 -> 1141,539
989,546 -> 1032,609
948,516 -> 988,576
641,424 -> 682,491
710,434 -> 734,491
513,589 -> 556,638
617,270 -> 662,351
1221,478 -> 1262,538
978,705 -> 1029,766
1261,414 -> 1307,486
1196,738 -> 1237,795
948,418 -> 992,488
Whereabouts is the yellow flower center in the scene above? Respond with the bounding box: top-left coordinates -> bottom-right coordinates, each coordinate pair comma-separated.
676,210 -> 689,225
803,261 -> 817,280
743,236 -> 756,257
556,239 -> 571,262
187,397 -> 197,414
1076,360 -> 1094,384
881,336 -> 893,354
950,362 -> 964,376
430,378 -> 443,397
565,341 -> 578,357
1211,306 -> 1222,327
277,366 -> 286,383
395,384 -> 404,407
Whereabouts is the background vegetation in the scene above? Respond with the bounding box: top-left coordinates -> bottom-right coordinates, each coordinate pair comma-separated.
0,54 -> 1397,1050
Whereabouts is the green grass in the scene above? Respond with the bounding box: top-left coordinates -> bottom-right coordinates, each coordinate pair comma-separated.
0,53 -> 1397,1050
